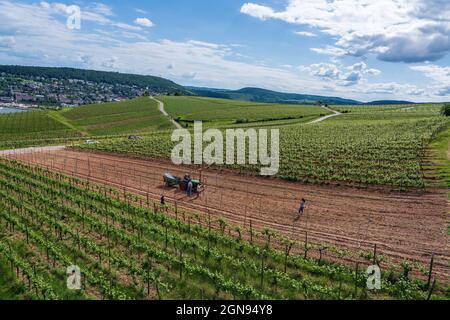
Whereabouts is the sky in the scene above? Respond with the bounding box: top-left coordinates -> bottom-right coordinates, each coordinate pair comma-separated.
0,0 -> 449,102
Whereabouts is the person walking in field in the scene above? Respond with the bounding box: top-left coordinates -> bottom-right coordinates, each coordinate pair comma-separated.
160,195 -> 168,212
295,198 -> 306,221
299,198 -> 306,214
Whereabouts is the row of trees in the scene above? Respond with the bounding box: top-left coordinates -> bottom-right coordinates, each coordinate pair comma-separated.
441,103 -> 450,116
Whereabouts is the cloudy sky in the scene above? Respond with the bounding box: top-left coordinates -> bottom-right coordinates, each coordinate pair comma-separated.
0,0 -> 449,102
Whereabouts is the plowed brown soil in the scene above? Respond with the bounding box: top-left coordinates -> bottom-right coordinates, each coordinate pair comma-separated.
6,149 -> 449,283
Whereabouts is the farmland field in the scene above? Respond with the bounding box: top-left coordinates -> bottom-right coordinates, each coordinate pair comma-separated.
0,157 -> 447,300
159,96 -> 330,125
0,97 -> 449,300
62,97 -> 173,135
0,98 -> 175,151
0,110 -> 82,150
78,102 -> 449,188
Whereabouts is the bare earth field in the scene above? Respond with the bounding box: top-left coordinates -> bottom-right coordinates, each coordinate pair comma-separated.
6,149 -> 449,282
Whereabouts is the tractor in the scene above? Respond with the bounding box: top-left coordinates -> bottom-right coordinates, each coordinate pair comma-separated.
163,173 -> 202,194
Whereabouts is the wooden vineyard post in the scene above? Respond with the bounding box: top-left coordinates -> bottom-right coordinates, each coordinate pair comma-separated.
354,263 -> 359,297
427,279 -> 436,300
259,197 -> 262,219
244,204 -> 248,229
304,231 -> 308,259
87,157 -> 91,182
373,244 -> 377,265
427,253 -> 435,289
284,242 -> 293,273
249,219 -> 253,244
260,254 -> 265,290
244,183 -> 249,228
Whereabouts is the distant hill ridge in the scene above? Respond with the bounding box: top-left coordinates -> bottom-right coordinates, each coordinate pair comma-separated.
187,86 -> 415,105
0,65 -> 416,104
0,65 -> 188,95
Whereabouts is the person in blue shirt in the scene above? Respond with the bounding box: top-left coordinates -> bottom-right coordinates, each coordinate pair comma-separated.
295,198 -> 306,221
299,198 -> 306,215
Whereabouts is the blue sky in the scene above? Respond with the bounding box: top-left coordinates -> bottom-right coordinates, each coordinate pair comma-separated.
0,0 -> 449,102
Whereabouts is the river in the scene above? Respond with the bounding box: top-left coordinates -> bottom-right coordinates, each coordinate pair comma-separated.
0,107 -> 27,114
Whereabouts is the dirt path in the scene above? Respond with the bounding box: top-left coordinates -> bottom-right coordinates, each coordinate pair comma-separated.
0,145 -> 65,155
308,106 -> 342,124
5,149 -> 449,282
151,97 -> 183,129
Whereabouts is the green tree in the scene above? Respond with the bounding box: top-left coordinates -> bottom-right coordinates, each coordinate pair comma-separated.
441,103 -> 450,116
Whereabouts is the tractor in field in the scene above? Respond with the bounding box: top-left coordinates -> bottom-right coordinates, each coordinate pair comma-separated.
163,173 -> 202,194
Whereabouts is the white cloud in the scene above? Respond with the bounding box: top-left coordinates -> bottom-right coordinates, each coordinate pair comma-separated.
410,64 -> 450,96
361,82 -> 426,97
134,18 -> 154,28
115,23 -> 142,31
135,8 -> 148,14
410,64 -> 450,84
362,82 -> 401,94
301,61 -> 381,86
89,3 -> 114,17
241,0 -> 450,63
294,31 -> 316,37
240,3 -> 275,20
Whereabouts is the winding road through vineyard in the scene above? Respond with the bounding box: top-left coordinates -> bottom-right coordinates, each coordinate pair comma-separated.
6,148 -> 449,282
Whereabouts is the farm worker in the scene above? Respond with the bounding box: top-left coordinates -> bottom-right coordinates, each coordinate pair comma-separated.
299,198 -> 306,216
183,174 -> 189,191
187,180 -> 193,197
160,195 -> 168,212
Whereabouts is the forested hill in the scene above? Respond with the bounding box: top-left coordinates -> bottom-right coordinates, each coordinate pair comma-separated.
0,65 -> 188,94
187,86 -> 362,105
187,86 -> 415,105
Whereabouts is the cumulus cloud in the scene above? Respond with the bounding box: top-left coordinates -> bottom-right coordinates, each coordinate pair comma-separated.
240,3 -> 275,20
241,0 -> 450,63
361,82 -> 427,97
410,64 -> 450,96
134,18 -> 154,27
363,82 -> 401,94
301,61 -> 381,86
